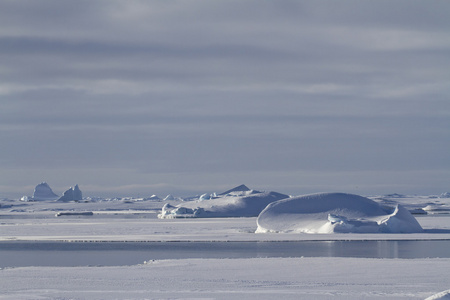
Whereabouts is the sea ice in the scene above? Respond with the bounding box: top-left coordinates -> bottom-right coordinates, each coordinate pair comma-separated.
256,192 -> 424,234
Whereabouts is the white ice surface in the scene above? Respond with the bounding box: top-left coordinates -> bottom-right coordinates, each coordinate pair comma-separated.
256,193 -> 424,234
1,194 -> 450,299
1,257 -> 449,299
1,196 -> 450,242
158,190 -> 289,218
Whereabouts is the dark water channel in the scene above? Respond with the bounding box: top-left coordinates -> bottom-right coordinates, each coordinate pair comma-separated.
1,240 -> 450,267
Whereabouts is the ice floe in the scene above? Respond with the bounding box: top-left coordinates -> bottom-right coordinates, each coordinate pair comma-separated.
256,192 -> 424,233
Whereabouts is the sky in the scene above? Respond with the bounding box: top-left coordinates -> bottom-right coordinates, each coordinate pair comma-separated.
1,0 -> 450,198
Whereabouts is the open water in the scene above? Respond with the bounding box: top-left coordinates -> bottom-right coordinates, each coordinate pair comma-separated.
1,240 -> 450,267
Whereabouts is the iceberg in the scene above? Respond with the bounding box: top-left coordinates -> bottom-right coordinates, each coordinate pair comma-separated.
58,185 -> 83,202
163,194 -> 175,201
440,192 -> 450,198
256,192 -> 424,234
219,184 -> 251,195
32,182 -> 59,201
158,185 -> 288,218
426,290 -> 450,300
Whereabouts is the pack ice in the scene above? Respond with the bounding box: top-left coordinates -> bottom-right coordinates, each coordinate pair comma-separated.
158,185 -> 288,218
256,193 -> 424,233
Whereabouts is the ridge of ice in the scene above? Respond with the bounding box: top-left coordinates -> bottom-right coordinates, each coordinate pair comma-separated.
256,192 -> 424,234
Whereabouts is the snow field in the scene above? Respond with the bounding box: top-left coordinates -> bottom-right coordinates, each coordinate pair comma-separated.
1,257 -> 449,299
1,190 -> 450,299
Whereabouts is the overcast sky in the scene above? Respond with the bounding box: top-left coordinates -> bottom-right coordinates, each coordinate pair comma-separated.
1,0 -> 449,198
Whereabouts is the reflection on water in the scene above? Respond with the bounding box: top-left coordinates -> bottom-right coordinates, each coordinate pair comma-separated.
1,240 -> 450,267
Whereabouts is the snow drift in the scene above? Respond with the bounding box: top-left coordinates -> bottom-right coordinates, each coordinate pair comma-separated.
158,187 -> 288,218
256,193 -> 423,234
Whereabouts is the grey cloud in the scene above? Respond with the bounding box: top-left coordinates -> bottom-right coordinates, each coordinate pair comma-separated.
1,1 -> 449,198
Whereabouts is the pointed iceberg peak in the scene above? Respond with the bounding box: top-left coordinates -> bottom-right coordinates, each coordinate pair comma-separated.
73,184 -> 82,200
58,184 -> 83,202
33,182 -> 59,200
219,184 -> 251,195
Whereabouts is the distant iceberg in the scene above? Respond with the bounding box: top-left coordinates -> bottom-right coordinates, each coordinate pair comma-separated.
32,182 -> 59,201
219,184 -> 251,195
58,185 -> 83,202
256,193 -> 424,234
440,192 -> 450,198
425,289 -> 450,300
158,185 -> 288,218
163,194 -> 175,201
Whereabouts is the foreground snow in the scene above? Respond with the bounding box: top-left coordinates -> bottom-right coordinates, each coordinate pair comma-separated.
1,257 -> 449,299
256,193 -> 423,234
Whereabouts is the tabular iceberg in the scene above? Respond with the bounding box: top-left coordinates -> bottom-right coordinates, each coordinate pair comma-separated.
256,192 -> 424,234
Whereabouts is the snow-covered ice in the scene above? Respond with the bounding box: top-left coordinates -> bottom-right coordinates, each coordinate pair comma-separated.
256,193 -> 424,233
1,257 -> 449,299
1,188 -> 450,299
158,187 -> 288,218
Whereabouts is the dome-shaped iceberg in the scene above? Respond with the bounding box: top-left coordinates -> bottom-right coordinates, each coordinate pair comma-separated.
256,193 -> 423,234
